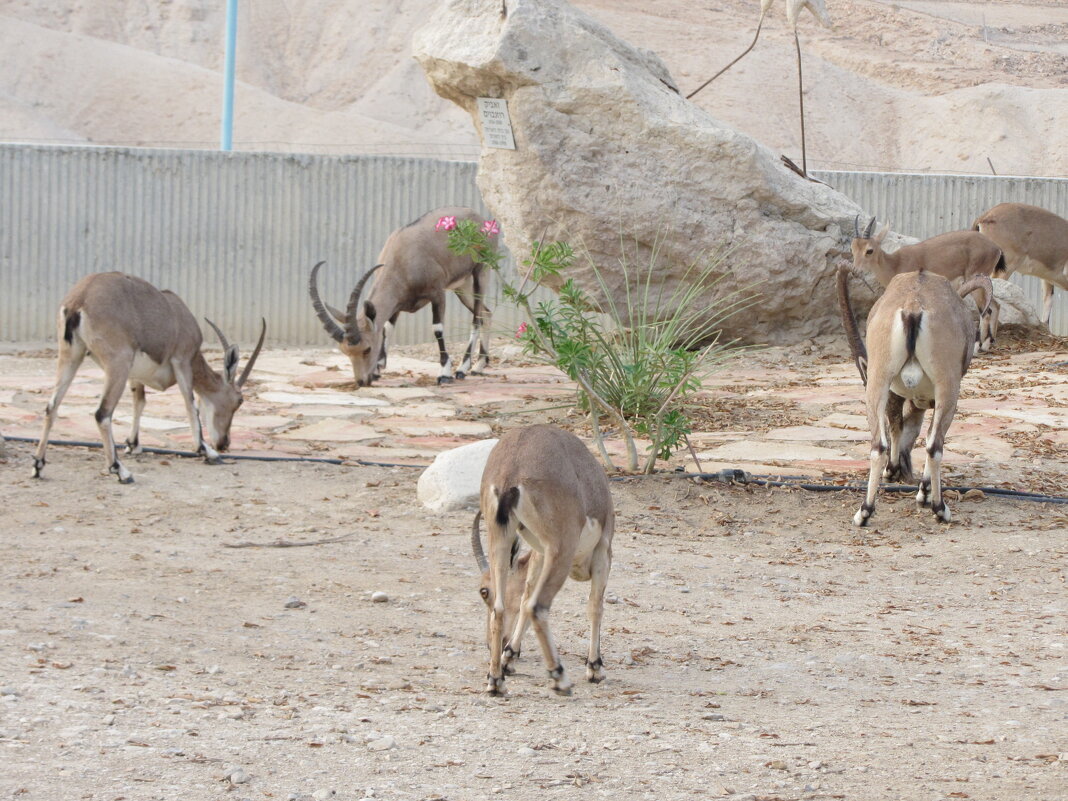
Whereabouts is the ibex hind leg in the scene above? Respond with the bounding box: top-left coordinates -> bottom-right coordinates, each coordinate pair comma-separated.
527,550 -> 574,695
33,336 -> 89,478
585,538 -> 612,684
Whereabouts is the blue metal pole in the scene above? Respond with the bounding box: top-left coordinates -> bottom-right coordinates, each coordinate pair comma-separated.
220,0 -> 238,151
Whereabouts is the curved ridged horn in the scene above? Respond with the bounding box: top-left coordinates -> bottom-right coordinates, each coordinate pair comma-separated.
309,261 -> 346,343
204,317 -> 231,354
863,216 -> 877,238
471,510 -> 489,572
853,214 -> 861,238
344,264 -> 383,345
237,317 -> 267,388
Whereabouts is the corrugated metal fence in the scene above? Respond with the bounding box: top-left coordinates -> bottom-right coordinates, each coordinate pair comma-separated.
1,145 -> 1065,343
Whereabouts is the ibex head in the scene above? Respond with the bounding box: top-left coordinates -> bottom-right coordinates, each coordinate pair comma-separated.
309,261 -> 384,387
202,318 -> 266,451
850,215 -> 892,279
472,511 -> 533,654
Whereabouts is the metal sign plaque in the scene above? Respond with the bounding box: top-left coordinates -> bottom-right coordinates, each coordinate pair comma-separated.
476,98 -> 517,150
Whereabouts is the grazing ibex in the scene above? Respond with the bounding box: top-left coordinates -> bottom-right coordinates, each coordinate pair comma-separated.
838,266 -> 990,526
471,425 -> 614,696
308,206 -> 495,387
972,202 -> 1068,326
32,272 -> 265,483
851,216 -> 1006,352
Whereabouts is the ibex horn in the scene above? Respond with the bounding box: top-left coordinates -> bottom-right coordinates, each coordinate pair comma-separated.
237,317 -> 267,388
471,510 -> 489,573
863,216 -> 877,238
853,214 -> 861,238
344,264 -> 383,346
309,261 -> 346,344
204,317 -> 231,354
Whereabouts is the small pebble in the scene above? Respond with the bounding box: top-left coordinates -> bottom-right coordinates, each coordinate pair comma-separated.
284,597 -> 307,609
367,735 -> 396,751
371,592 -> 389,603
228,768 -> 251,784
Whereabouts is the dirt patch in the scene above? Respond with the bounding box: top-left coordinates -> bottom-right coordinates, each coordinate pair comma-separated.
2,416 -> 1066,800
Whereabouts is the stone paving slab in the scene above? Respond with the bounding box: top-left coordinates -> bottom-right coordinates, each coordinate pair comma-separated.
2,342 -> 1065,488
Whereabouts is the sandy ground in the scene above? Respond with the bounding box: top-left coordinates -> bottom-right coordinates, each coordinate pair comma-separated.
1,340 -> 1067,801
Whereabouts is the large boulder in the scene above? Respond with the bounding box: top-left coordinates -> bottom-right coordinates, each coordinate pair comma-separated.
992,279 -> 1048,332
413,0 -> 894,344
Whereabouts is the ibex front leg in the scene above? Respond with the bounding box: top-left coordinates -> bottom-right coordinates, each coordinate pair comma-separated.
172,360 -> 220,465
125,382 -> 146,454
431,298 -> 455,385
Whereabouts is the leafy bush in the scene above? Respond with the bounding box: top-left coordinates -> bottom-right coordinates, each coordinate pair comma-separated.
444,217 -> 753,473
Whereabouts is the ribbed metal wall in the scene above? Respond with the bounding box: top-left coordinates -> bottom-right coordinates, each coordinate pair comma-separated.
1,146 -> 1065,344
0,144 -> 522,347
813,170 -> 1068,334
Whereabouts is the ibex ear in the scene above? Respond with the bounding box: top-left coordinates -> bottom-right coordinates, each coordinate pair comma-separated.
224,344 -> 240,383
874,223 -> 891,244
364,300 -> 377,324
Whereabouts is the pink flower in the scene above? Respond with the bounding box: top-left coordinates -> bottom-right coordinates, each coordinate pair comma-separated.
515,322 -> 529,339
481,219 -> 500,236
435,215 -> 457,231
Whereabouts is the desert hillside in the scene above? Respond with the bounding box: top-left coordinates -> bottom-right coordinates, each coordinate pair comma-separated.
0,0 -> 1066,175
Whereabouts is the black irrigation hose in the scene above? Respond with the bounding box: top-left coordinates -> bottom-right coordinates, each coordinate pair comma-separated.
2,436 -> 420,469
8,436 -> 1067,504
668,468 -> 1068,505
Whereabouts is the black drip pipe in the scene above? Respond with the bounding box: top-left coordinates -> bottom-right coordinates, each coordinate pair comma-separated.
7,436 -> 1067,504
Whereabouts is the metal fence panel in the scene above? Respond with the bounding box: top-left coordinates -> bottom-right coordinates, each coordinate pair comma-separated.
1,147 -> 1064,346
0,145 -> 530,347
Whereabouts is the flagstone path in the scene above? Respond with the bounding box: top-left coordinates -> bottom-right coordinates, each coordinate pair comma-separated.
1,337 -> 1065,493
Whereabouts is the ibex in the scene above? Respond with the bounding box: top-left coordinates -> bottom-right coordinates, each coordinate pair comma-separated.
471,425 -> 614,696
851,216 -> 1006,352
308,206 -> 495,387
972,202 -> 1068,326
838,266 -> 991,526
32,272 -> 265,483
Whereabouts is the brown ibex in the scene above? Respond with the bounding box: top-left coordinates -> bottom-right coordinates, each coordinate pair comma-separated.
838,266 -> 990,526
972,202 -> 1068,326
851,216 -> 1005,352
471,425 -> 614,696
308,207 -> 495,387
33,272 -> 265,483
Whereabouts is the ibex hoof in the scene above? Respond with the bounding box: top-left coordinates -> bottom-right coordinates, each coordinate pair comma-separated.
486,674 -> 507,696
124,439 -> 142,455
118,474 -> 134,485
436,375 -> 454,385
205,455 -> 223,466
454,370 -> 466,381
552,683 -> 573,697
585,658 -> 606,683
852,506 -> 872,527
933,503 -> 952,523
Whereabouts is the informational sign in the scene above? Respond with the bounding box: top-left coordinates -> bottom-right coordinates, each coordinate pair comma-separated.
476,97 -> 517,150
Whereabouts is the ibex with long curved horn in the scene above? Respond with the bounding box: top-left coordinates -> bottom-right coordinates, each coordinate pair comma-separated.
471,425 -> 614,696
32,272 -> 265,483
309,207 -> 495,387
850,216 -> 1006,352
838,265 -> 990,526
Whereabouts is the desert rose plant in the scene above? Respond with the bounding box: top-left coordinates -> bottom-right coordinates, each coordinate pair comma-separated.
443,217 -> 752,473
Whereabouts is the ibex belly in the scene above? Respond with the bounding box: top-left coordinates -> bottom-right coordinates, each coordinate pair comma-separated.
128,352 -> 175,391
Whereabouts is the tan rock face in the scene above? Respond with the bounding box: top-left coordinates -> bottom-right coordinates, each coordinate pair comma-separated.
414,0 -> 878,344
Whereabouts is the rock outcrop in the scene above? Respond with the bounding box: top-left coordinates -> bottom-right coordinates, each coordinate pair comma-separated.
992,279 -> 1048,332
414,0 -> 893,344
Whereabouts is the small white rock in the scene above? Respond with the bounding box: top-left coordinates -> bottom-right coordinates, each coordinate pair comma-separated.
371,592 -> 389,603
367,735 -> 396,751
